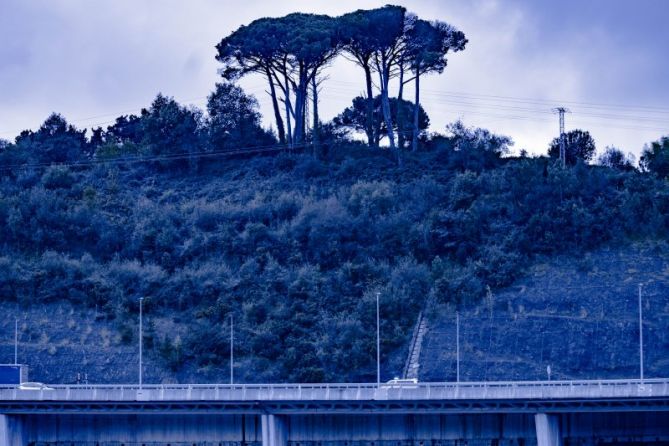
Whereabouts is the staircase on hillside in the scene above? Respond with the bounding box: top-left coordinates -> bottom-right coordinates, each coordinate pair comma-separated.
402,311 -> 428,380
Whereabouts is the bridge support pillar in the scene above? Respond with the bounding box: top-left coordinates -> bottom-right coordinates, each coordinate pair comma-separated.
535,414 -> 562,446
262,414 -> 287,446
0,414 -> 24,446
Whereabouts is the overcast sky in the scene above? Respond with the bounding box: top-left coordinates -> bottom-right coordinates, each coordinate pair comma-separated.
1,0 -> 668,158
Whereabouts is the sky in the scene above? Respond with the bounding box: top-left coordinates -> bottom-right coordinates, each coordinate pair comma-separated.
1,0 -> 668,158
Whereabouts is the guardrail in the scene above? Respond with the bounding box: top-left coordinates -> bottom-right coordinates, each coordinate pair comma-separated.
1,379 -> 668,402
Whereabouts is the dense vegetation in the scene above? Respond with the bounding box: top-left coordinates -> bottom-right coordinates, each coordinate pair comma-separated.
1,5 -> 668,382
2,125 -> 669,381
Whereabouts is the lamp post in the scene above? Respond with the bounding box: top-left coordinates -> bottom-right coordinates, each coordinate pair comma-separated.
638,284 -> 644,382
230,313 -> 234,385
456,311 -> 460,383
139,297 -> 144,389
376,291 -> 380,386
14,318 -> 18,365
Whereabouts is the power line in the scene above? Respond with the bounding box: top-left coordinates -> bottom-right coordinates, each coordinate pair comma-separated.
3,81 -> 667,138
0,140 -> 317,173
328,79 -> 669,114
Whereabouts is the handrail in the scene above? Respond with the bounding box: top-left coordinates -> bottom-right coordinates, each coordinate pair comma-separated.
1,377 -> 666,390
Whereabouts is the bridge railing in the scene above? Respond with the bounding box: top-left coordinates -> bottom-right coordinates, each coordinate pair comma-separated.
1,379 -> 667,402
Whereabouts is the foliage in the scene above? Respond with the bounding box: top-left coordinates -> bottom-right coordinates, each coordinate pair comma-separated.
597,146 -> 635,171
139,94 -> 203,170
548,129 -> 596,165
14,113 -> 89,164
206,82 -> 276,151
2,134 -> 669,382
640,136 -> 669,177
333,95 -> 429,146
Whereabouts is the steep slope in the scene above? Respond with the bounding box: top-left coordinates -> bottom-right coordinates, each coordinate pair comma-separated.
2,147 -> 669,383
420,243 -> 669,382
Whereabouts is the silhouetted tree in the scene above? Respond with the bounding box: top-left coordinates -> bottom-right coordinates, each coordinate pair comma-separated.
271,13 -> 341,146
105,115 -> 143,145
548,129 -> 596,165
445,120 -> 511,171
640,136 -> 669,177
206,82 -> 275,150
598,146 -> 635,171
140,94 -> 202,170
89,127 -> 105,151
404,19 -> 467,151
371,6 -> 407,152
333,95 -> 429,146
339,6 -> 399,148
217,13 -> 340,147
216,18 -> 288,144
14,113 -> 88,164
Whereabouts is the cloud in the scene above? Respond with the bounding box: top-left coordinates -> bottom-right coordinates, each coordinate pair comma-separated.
0,0 -> 667,156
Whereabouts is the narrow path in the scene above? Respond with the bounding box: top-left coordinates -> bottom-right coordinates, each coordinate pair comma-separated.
402,311 -> 427,379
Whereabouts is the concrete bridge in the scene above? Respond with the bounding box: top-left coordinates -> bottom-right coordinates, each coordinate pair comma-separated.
1,379 -> 668,446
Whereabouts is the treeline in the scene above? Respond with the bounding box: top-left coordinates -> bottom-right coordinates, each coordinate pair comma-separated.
0,84 -> 275,172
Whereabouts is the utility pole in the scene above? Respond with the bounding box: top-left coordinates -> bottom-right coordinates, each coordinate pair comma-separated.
230,313 -> 234,385
456,311 -> 460,383
552,107 -> 570,168
14,318 -> 18,365
139,297 -> 144,389
638,284 -> 644,382
376,291 -> 381,386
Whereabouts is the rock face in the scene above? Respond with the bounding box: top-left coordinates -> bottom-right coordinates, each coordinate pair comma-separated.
419,243 -> 669,382
0,303 -> 181,384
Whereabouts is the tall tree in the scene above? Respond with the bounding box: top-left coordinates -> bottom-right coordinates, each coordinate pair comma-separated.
548,129 -> 596,165
369,6 -> 407,154
271,13 -> 340,146
404,19 -> 467,152
216,19 -> 288,144
217,14 -> 339,148
339,7 -> 390,148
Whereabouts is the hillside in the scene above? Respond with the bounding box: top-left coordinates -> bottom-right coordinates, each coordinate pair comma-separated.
1,142 -> 669,384
420,243 -> 669,382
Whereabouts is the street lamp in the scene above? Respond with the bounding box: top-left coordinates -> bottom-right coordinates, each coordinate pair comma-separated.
638,283 -> 644,382
14,318 -> 18,365
376,291 -> 380,386
139,297 -> 144,389
456,311 -> 460,383
230,313 -> 234,385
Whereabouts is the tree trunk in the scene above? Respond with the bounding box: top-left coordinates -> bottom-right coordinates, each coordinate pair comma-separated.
379,67 -> 396,149
293,67 -> 308,145
283,72 -> 293,147
265,67 -> 285,145
412,71 -> 420,152
397,65 -> 405,149
363,64 -> 376,148
312,76 -> 320,158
